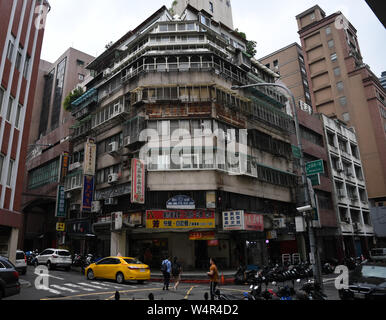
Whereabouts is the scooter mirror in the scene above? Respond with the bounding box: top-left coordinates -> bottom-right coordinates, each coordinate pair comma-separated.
272,281 -> 277,286
250,285 -> 254,290
296,279 -> 301,283
254,286 -> 259,290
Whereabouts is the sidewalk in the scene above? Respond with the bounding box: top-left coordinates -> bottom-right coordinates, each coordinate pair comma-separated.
150,270 -> 338,285
150,270 -> 235,284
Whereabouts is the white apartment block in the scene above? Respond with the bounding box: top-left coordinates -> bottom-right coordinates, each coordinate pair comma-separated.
322,114 -> 374,241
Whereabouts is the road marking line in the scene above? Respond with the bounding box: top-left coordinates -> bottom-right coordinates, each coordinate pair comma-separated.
184,286 -> 196,300
63,283 -> 94,291
40,288 -> 163,300
34,273 -> 65,281
78,282 -> 106,289
50,285 -> 79,293
37,286 -> 61,295
90,281 -> 124,289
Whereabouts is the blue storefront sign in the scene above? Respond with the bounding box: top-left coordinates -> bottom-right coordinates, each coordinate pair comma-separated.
166,195 -> 196,209
82,175 -> 94,213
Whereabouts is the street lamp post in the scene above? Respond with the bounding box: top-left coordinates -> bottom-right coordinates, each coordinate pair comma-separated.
231,82 -> 324,289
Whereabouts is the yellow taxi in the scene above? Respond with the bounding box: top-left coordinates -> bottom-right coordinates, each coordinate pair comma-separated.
85,256 -> 151,284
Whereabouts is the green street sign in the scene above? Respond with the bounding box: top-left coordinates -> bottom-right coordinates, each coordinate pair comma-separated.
306,160 -> 324,175
308,174 -> 321,187
292,145 -> 301,159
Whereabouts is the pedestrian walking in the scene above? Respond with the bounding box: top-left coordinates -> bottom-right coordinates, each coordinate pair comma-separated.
172,257 -> 182,290
161,256 -> 172,291
207,257 -> 219,300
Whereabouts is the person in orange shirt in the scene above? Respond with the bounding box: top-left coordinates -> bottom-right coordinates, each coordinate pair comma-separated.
207,257 -> 219,300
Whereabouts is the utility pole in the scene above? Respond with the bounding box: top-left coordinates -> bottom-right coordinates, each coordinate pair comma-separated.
231,82 -> 324,290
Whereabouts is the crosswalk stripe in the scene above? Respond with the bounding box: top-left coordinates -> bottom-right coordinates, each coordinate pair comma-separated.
38,286 -> 61,295
63,283 -> 95,291
50,285 -> 79,293
78,282 -> 107,289
90,281 -> 125,289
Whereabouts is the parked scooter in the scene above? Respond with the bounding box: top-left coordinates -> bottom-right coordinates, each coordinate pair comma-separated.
296,280 -> 328,300
234,265 -> 257,285
81,254 -> 95,274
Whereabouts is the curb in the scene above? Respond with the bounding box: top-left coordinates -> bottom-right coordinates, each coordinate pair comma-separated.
150,278 -> 235,285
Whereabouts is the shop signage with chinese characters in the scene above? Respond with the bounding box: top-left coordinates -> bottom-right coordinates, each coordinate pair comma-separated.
55,185 -> 66,218
223,210 -> 244,230
56,223 -> 66,232
189,231 -> 216,241
84,138 -> 97,176
166,195 -> 195,209
146,210 -> 215,229
59,152 -> 69,181
131,159 -> 145,204
81,175 -> 94,213
244,213 -> 264,232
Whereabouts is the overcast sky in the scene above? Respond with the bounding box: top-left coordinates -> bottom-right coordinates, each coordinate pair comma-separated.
41,0 -> 385,76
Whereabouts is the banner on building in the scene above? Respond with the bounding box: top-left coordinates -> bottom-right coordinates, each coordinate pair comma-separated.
189,231 -> 216,241
146,210 -> 215,229
84,138 -> 97,176
167,195 -> 195,209
58,152 -> 70,181
81,175 -> 94,213
206,191 -> 216,209
55,185 -> 66,218
244,213 -> 264,232
131,159 -> 145,204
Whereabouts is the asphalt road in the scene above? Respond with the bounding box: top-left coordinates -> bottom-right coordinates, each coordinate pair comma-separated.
4,265 -> 340,301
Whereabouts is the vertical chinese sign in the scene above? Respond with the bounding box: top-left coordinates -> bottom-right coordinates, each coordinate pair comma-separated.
84,138 -> 97,176
55,185 -> 66,218
58,152 -> 69,182
82,175 -> 94,213
131,159 -> 145,204
82,138 -> 96,213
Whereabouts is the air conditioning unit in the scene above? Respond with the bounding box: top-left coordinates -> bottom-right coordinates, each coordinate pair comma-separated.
338,189 -> 346,198
105,198 -> 118,205
91,201 -> 101,213
70,204 -> 80,211
69,162 -> 82,172
108,173 -> 119,184
123,136 -> 131,147
273,218 -> 286,229
103,68 -> 112,77
108,142 -> 119,154
336,162 -> 344,172
342,217 -> 351,224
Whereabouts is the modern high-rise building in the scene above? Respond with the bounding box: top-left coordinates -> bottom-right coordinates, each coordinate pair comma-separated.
296,6 -> 386,211
20,47 -> 94,252
173,0 -> 234,30
380,71 -> 386,89
65,4 -> 300,269
0,0 -> 50,263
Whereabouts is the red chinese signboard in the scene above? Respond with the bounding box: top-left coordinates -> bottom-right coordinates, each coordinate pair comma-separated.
131,159 -> 145,204
244,213 -> 264,232
189,231 -> 216,241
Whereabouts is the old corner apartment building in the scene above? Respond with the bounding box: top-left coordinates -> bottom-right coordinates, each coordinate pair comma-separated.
63,4 -> 303,270
296,5 -> 386,209
0,0 -> 50,262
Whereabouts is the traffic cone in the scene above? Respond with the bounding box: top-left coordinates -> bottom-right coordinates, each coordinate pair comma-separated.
221,272 -> 225,285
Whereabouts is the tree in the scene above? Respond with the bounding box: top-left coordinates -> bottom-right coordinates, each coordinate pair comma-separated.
63,87 -> 84,112
234,29 -> 257,58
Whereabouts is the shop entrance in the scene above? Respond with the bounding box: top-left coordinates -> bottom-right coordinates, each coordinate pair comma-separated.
195,241 -> 209,269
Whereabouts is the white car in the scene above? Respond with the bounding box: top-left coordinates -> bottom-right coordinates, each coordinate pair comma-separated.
15,250 -> 27,275
35,249 -> 72,271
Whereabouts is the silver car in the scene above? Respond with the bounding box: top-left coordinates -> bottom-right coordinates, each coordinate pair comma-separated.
35,249 -> 72,271
15,250 -> 27,275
